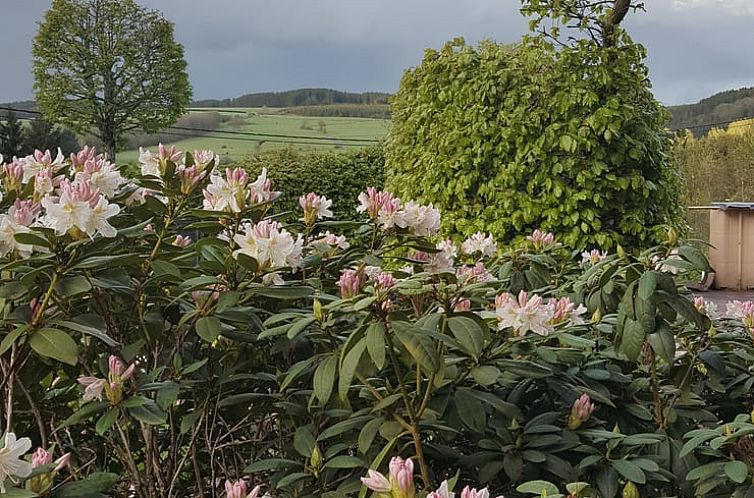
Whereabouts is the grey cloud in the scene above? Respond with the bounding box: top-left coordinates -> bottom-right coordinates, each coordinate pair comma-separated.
0,0 -> 752,106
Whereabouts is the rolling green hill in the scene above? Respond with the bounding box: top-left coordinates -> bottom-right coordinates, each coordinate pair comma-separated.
668,86 -> 754,132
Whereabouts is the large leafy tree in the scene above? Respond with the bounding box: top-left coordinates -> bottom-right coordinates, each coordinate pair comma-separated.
32,0 -> 191,159
385,0 -> 682,250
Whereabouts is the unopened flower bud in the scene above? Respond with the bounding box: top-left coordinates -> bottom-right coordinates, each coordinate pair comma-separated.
622,481 -> 639,498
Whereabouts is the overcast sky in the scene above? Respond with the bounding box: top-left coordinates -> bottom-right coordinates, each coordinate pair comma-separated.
1,0 -> 752,106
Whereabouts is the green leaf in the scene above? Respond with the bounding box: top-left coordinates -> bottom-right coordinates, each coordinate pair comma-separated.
358,417 -> 384,454
391,321 -> 439,373
0,487 -> 38,497
620,319 -> 645,362
637,271 -> 657,300
286,316 -> 315,339
55,472 -> 119,497
61,401 -> 109,427
324,455 -> 365,469
293,426 -> 316,458
338,339 -> 366,400
725,460 -> 748,484
195,316 -> 221,342
366,322 -> 386,369
29,328 -> 78,365
244,459 -> 301,473
55,314 -> 118,347
14,231 -> 51,248
0,326 -> 27,356
447,315 -> 484,357
128,401 -> 167,425
455,388 -> 486,432
54,275 -> 92,297
95,409 -> 118,435
313,356 -> 337,405
612,459 -> 646,484
471,365 -> 500,386
516,480 -> 560,495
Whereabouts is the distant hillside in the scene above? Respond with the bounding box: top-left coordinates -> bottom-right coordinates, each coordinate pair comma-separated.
192,88 -> 391,108
0,100 -> 37,118
669,87 -> 754,132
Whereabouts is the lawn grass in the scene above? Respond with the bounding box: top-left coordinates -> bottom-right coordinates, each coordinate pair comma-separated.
117,108 -> 389,164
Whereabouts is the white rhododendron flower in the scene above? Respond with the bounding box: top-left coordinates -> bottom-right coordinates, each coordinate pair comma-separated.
580,248 -> 608,267
20,148 -> 65,183
397,200 -> 441,236
299,192 -> 333,224
357,187 -> 441,235
0,432 -> 33,493
233,220 -> 303,272
74,156 -> 127,198
310,231 -> 349,250
495,290 -> 555,336
694,296 -> 720,320
204,168 -> 279,213
0,200 -> 41,258
41,179 -> 120,238
138,147 -> 160,177
461,232 -> 497,258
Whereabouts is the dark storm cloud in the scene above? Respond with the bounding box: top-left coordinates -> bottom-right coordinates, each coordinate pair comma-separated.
1,0 -> 752,106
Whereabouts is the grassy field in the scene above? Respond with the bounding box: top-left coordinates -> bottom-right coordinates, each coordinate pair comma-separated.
117,107 -> 389,164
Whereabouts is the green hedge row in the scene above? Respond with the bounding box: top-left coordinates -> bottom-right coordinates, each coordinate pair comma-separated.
233,146 -> 385,221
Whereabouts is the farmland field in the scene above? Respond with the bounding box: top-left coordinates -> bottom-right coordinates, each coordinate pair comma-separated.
117,107 -> 389,164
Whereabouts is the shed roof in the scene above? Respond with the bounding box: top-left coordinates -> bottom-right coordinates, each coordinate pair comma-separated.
711,202 -> 754,210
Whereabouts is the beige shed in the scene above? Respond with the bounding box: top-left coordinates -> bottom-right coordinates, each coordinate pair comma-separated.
707,202 -> 754,291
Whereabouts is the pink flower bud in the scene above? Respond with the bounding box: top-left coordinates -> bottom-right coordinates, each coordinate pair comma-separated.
388,457 -> 415,495
32,447 -> 52,468
54,452 -> 71,471
225,479 -> 247,498
374,272 -> 397,292
567,393 -> 596,430
361,469 -> 392,493
452,297 -> 472,312
109,355 -> 125,377
338,269 -> 363,298
173,234 -> 193,248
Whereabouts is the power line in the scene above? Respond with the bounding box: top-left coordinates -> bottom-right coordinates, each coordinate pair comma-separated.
670,115 -> 754,132
0,105 -> 380,144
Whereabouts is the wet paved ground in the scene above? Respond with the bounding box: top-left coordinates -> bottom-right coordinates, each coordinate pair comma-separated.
692,289 -> 754,308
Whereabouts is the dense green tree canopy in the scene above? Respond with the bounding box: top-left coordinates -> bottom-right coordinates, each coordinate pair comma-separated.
386,1 -> 682,250
32,0 -> 191,159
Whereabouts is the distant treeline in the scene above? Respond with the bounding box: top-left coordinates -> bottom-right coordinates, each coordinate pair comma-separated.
669,86 -> 754,134
0,101 -> 38,118
285,104 -> 391,119
192,88 -> 391,108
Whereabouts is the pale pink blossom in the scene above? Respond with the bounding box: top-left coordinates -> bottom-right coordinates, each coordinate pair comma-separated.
193,150 -> 219,169
233,220 -> 303,271
427,480 -> 455,498
495,290 -> 555,336
70,146 -> 98,170
396,201 -> 441,236
358,187 -> 399,220
694,296 -> 719,320
177,165 -> 205,195
299,192 -> 333,224
361,469 -> 391,494
77,376 -> 107,402
3,160 -> 25,191
548,297 -> 587,326
452,297 -> 472,312
374,272 -> 397,292
527,229 -> 555,249
20,148 -> 65,183
456,262 -> 494,284
462,232 -> 497,258
310,231 -> 349,250
580,249 -> 608,267
460,486 -> 503,498
727,300 -> 754,331
247,168 -> 280,205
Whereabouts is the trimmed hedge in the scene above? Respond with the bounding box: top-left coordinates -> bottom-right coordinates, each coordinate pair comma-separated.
233,146 -> 385,220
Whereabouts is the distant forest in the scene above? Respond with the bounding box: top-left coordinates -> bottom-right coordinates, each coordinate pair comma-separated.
668,86 -> 754,133
192,88 -> 391,108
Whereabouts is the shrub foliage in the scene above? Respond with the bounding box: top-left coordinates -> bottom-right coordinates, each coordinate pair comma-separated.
386,30 -> 682,250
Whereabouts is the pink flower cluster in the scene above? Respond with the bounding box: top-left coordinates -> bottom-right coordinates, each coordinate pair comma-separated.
232,220 -> 304,280
495,291 -> 586,336
527,229 -> 555,250
456,262 -> 494,284
357,187 -> 441,236
580,248 -> 608,267
727,300 -> 754,332
461,232 -> 497,258
203,167 -> 280,213
77,355 -> 135,405
693,296 -> 719,320
361,457 -> 415,497
299,192 -> 333,225
338,269 -> 364,298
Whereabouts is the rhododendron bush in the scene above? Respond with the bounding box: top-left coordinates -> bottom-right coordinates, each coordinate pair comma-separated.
1,146 -> 754,498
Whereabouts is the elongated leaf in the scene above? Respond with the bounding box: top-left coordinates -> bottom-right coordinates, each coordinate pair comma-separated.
196,316 -> 221,342
338,339 -> 366,400
391,321 -> 439,373
620,319 -> 645,362
612,459 -> 646,484
29,328 -> 78,365
366,322 -> 386,369
447,316 -> 484,357
313,356 -> 338,405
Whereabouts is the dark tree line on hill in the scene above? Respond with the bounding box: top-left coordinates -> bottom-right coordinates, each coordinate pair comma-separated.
669,86 -> 754,133
193,88 -> 391,108
0,111 -> 78,159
